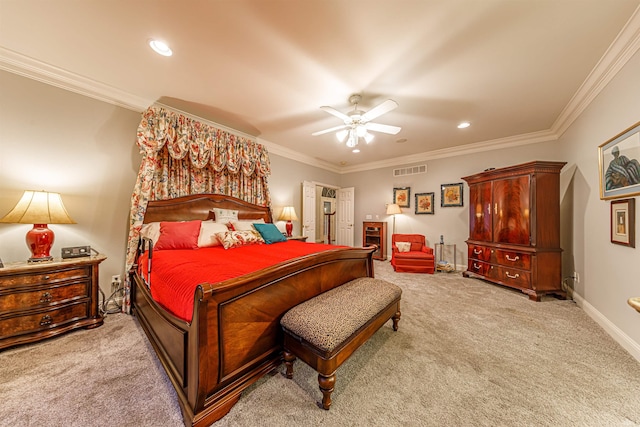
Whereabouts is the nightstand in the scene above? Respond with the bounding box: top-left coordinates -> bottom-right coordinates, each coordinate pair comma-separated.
0,254 -> 106,350
287,236 -> 308,242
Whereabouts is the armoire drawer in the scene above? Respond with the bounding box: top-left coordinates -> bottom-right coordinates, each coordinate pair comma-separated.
468,245 -> 491,262
0,281 -> 90,314
487,266 -> 531,289
467,259 -> 490,275
493,250 -> 531,270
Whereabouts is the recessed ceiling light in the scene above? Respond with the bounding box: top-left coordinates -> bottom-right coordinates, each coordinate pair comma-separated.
352,149 -> 360,153
396,138 -> 407,144
149,39 -> 172,56
457,122 -> 471,129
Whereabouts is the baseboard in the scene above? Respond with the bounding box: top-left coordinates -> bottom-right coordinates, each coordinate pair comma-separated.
572,292 -> 640,362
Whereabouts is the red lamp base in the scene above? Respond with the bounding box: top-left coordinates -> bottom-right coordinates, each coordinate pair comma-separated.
26,224 -> 54,262
285,221 -> 293,237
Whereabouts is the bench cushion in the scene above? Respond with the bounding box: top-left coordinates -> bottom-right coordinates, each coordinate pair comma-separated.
281,277 -> 401,353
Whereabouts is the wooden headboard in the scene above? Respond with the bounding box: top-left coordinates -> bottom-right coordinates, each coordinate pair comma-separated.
143,194 -> 273,224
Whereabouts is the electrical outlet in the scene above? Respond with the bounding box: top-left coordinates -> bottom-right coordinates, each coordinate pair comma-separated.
573,271 -> 579,283
111,275 -> 121,284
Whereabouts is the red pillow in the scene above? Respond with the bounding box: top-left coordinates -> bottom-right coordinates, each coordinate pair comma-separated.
154,220 -> 201,250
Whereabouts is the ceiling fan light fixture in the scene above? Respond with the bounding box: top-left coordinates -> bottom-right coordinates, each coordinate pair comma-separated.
457,121 -> 470,129
356,125 -> 367,137
336,129 -> 348,142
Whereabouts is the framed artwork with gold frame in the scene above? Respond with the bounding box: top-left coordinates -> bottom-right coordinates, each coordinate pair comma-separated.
598,121 -> 640,200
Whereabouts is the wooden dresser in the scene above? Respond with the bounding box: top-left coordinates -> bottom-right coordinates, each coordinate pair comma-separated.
0,255 -> 106,350
462,161 -> 566,301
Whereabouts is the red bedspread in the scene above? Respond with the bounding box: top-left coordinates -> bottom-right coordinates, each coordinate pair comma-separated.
138,241 -> 340,322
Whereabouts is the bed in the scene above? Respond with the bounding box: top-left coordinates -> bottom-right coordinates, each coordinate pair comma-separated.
129,194 -> 375,426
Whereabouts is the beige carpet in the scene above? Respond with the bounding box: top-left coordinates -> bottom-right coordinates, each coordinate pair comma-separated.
1,260 -> 639,426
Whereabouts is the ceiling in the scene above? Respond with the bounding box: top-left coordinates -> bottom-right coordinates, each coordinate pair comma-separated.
1,0 -> 639,172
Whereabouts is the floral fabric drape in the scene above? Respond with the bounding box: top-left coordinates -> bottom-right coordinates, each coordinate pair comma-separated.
122,106 -> 271,313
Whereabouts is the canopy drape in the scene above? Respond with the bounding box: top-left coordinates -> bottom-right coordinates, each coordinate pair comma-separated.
122,106 -> 271,313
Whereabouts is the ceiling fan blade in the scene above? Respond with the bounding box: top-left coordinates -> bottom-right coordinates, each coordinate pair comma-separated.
366,122 -> 401,135
320,106 -> 351,122
311,124 -> 348,136
361,99 -> 398,122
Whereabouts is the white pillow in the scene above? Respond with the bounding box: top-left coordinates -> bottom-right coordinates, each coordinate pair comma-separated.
212,208 -> 238,224
140,222 -> 161,245
198,221 -> 229,247
395,242 -> 411,253
231,219 -> 265,231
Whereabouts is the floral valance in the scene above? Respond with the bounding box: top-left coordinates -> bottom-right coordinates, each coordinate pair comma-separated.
137,106 -> 271,177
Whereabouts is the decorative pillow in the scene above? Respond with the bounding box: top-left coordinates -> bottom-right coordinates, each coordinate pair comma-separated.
215,230 -> 265,249
395,242 -> 411,253
198,221 -> 229,247
410,241 -> 423,252
231,219 -> 265,231
140,222 -> 161,245
155,220 -> 201,250
253,223 -> 288,244
211,208 -> 238,224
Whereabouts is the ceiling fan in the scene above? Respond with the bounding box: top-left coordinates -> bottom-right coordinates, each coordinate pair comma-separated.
312,94 -> 401,149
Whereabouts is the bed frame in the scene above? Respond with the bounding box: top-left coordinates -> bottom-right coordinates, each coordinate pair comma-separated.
129,194 -> 375,426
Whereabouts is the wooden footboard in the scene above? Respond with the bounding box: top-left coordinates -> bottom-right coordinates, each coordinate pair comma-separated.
131,245 -> 375,427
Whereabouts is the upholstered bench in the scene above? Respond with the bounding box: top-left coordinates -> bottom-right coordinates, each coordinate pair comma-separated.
280,277 -> 402,410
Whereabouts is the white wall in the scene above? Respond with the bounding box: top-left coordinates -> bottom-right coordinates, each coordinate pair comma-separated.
0,70 -> 142,294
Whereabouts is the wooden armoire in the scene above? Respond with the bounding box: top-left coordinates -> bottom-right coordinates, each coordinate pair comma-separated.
462,161 -> 566,301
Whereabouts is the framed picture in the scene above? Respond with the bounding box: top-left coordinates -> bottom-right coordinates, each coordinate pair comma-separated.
415,192 -> 434,214
611,198 -> 635,247
598,121 -> 640,200
441,183 -> 463,207
393,187 -> 410,208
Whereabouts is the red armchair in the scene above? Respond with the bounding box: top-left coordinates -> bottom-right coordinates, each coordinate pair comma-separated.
391,234 -> 435,274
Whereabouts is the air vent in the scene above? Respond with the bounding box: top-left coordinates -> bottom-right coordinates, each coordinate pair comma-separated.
393,165 -> 427,177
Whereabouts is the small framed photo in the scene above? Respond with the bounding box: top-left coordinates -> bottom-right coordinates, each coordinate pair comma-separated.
441,183 -> 463,207
415,193 -> 434,215
598,121 -> 640,200
393,187 -> 410,208
611,198 -> 635,247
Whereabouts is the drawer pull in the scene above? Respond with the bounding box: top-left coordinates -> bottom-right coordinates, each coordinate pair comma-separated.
43,275 -> 51,280
40,292 -> 53,303
40,315 -> 53,326
505,272 -> 520,279
473,262 -> 481,270
505,255 -> 520,262
473,249 -> 482,255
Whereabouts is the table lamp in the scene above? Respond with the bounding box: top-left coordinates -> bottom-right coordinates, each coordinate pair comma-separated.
0,190 -> 76,262
278,206 -> 298,237
386,203 -> 402,234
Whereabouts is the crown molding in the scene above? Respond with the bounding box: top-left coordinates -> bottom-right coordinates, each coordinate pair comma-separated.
0,47 -> 151,112
257,138 -> 342,174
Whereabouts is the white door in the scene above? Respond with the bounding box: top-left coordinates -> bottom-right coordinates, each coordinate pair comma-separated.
302,181 -> 316,242
337,187 -> 355,246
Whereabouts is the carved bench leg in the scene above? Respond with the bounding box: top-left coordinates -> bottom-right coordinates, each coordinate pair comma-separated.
283,350 -> 296,379
392,308 -> 401,331
318,373 -> 336,410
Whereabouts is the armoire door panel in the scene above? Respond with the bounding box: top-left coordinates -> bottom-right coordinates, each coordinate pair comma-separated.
492,176 -> 530,245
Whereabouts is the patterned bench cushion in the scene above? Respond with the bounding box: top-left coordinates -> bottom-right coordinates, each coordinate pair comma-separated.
281,277 -> 401,352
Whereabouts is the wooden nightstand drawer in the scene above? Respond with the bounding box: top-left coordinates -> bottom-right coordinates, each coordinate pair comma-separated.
0,302 -> 89,339
0,281 -> 89,313
0,267 -> 90,288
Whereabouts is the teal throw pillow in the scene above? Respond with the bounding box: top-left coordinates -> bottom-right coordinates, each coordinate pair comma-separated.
253,223 -> 287,244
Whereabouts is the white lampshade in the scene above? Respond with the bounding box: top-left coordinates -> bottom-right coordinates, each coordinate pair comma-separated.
336,129 -> 348,143
386,204 -> 402,215
0,191 -> 75,224
278,206 -> 299,222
